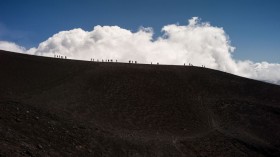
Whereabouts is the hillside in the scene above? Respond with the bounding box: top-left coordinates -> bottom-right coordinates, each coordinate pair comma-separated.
0,50 -> 280,157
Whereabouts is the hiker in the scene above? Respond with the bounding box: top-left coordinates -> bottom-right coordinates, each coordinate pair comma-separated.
184,63 -> 185,66
157,62 -> 159,65
135,61 -> 137,64
129,60 -> 131,63
116,60 -> 117,62
65,56 -> 67,59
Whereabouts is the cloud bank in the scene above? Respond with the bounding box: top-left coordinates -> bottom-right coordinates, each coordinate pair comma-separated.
0,41 -> 26,53
1,17 -> 280,84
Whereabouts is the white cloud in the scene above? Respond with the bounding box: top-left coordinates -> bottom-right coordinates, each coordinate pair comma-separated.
1,17 -> 280,84
0,41 -> 26,53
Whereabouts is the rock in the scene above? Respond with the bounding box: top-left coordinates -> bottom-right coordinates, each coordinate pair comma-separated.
72,126 -> 78,129
87,149 -> 92,153
37,144 -> 43,149
15,118 -> 21,122
75,145 -> 83,150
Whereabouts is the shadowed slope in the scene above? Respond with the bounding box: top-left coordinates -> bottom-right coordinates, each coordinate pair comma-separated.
1,50 -> 280,157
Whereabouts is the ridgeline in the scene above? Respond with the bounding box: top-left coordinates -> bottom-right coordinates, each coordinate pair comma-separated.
1,50 -> 280,157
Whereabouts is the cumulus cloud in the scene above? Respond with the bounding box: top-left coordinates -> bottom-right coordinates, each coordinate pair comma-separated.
1,17 -> 280,84
0,41 -> 26,53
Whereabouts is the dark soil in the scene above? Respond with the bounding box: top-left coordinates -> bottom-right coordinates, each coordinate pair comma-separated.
1,50 -> 280,157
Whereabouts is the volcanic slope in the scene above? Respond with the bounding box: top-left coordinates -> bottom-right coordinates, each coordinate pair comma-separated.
0,50 -> 280,157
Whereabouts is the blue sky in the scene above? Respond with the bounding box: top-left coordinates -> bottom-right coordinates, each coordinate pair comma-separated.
0,0 -> 279,62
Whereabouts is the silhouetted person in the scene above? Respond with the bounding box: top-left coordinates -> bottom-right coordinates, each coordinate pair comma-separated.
116,60 -> 117,62
129,60 -> 131,63
157,62 -> 159,65
65,56 -> 67,59
135,61 -> 137,64
184,63 -> 185,66
111,59 -> 113,62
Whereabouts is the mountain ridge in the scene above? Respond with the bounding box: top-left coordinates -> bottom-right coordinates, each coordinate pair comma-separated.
0,50 -> 280,157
